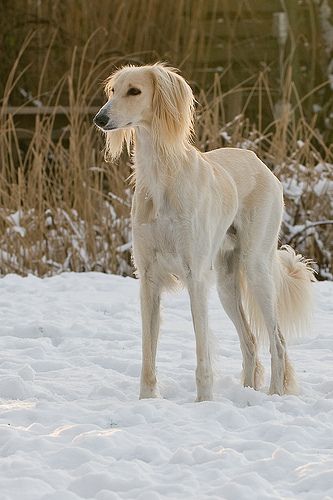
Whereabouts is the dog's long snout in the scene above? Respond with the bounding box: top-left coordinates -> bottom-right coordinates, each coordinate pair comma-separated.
93,112 -> 109,128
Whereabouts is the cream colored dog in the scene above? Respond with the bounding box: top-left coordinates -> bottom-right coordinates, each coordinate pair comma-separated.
94,63 -> 315,401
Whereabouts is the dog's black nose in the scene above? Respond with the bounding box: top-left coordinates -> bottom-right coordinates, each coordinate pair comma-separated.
93,113 -> 109,128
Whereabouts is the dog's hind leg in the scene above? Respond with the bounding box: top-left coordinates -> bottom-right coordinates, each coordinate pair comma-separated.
216,248 -> 264,390
188,279 -> 214,401
245,255 -> 297,395
139,270 -> 161,399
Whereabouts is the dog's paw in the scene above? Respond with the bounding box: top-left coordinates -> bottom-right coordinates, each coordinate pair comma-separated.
195,391 -> 213,402
139,385 -> 161,399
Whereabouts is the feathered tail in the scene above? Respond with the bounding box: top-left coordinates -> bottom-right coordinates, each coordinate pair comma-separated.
242,245 -> 316,346
275,245 -> 316,341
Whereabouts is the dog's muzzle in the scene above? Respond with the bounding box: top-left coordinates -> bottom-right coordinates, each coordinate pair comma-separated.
93,112 -> 109,128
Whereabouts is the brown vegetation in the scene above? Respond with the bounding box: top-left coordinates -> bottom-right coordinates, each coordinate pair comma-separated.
0,1 -> 332,279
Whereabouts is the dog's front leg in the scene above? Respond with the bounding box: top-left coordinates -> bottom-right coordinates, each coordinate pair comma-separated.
139,274 -> 161,399
188,279 -> 213,401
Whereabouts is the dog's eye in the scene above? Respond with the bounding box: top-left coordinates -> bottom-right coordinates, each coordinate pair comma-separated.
111,88 -> 114,93
127,87 -> 141,96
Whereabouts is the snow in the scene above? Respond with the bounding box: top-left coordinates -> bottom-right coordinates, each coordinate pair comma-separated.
0,273 -> 332,500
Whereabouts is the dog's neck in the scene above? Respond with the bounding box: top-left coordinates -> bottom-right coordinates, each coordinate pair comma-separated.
133,127 -> 185,211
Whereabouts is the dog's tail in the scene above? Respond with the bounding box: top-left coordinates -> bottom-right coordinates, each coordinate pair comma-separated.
242,245 -> 316,345
275,245 -> 316,340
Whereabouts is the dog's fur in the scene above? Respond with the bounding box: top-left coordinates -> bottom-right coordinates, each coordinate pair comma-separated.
94,63 -> 315,401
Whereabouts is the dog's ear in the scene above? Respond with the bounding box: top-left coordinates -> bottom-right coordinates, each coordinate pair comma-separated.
103,73 -> 132,161
151,65 -> 194,156
104,73 -> 115,100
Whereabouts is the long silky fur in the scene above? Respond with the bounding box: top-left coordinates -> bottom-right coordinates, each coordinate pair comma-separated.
103,63 -> 194,168
94,62 -> 317,400
241,245 -> 316,347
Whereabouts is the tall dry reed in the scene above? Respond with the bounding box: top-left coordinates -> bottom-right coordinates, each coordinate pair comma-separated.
0,32 -> 332,279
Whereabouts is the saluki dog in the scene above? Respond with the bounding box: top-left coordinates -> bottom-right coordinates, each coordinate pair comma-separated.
94,63 -> 315,401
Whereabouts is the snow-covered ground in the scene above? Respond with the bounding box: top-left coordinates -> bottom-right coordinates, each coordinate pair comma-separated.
0,273 -> 332,500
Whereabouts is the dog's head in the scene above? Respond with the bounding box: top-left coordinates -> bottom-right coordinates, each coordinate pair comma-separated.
94,63 -> 194,160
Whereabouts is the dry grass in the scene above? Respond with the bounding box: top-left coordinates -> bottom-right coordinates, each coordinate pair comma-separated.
0,35 -> 133,276
3,1 -> 332,132
0,29 -> 332,279
196,70 -> 333,279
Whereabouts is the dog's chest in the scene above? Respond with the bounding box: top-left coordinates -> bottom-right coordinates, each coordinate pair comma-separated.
136,190 -> 183,239
134,193 -> 190,271
147,200 -> 184,252
151,212 -> 188,275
